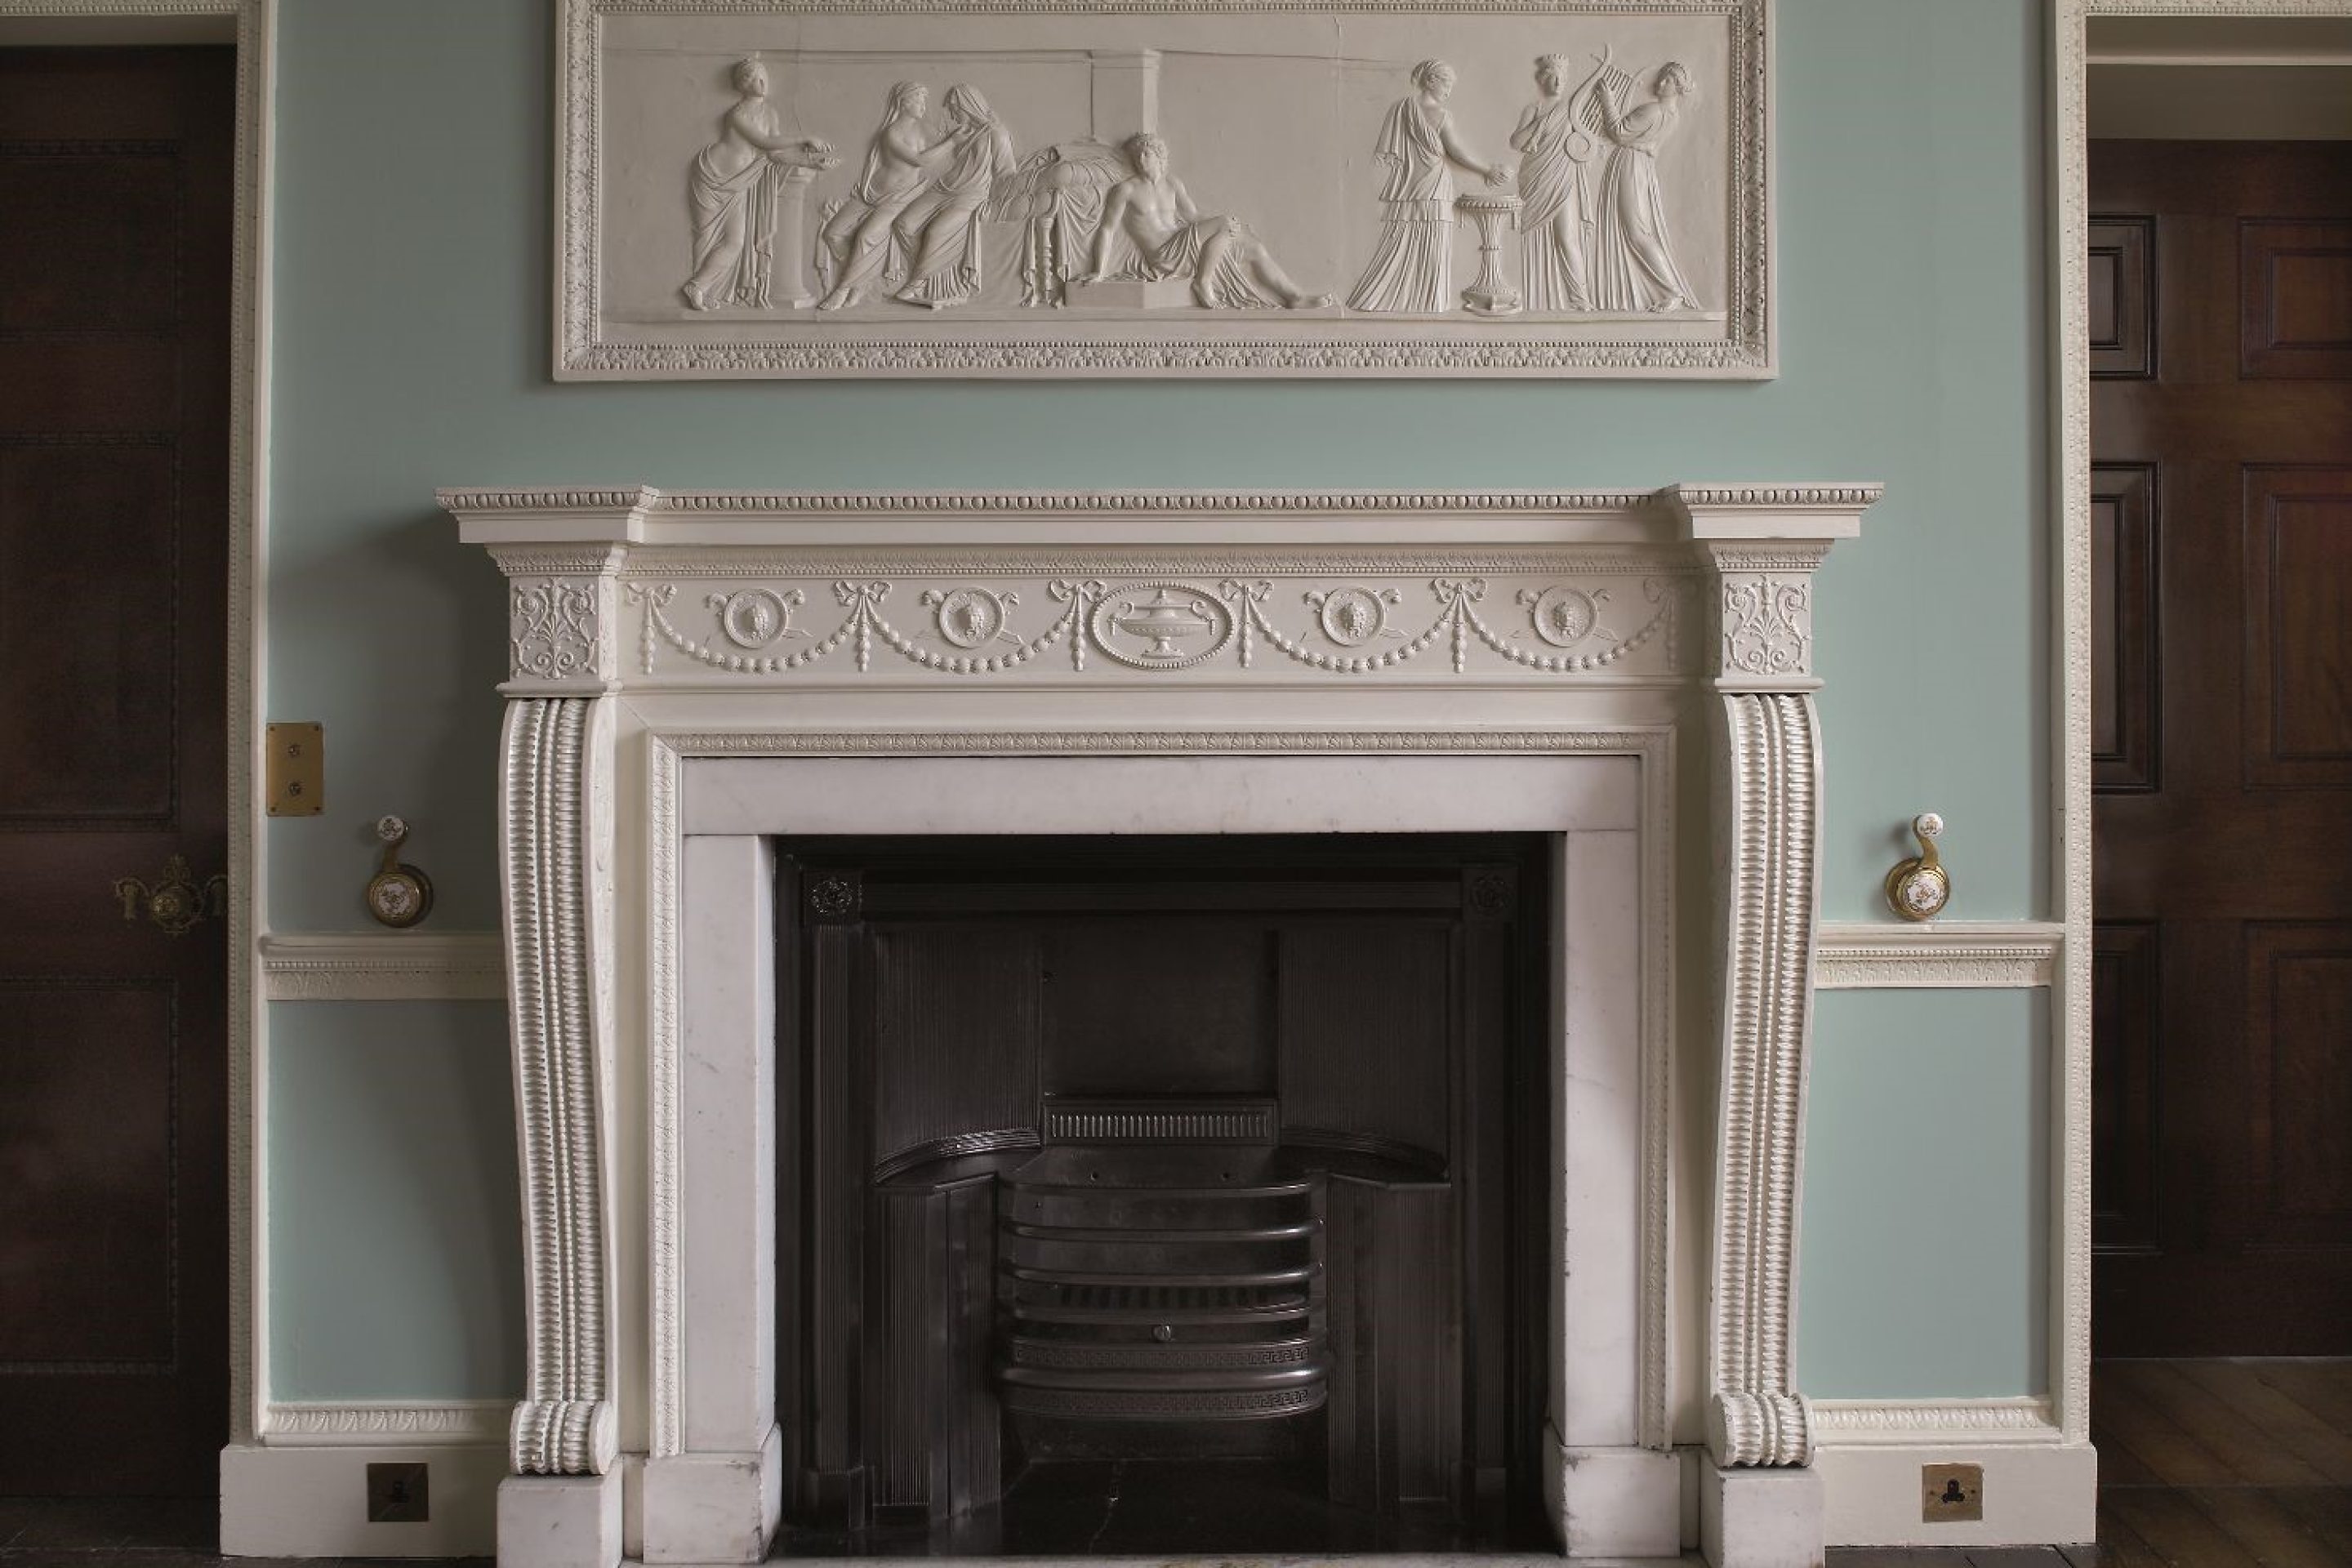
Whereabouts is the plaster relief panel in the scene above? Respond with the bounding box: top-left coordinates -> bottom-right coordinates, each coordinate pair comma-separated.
559,0 -> 1773,378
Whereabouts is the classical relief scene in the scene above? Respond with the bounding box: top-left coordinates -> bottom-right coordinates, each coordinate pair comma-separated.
578,5 -> 1757,373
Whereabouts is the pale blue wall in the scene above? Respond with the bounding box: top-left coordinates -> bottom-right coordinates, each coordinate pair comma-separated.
1799,989 -> 2050,1398
261,0 -> 2050,1401
270,1004 -> 524,1397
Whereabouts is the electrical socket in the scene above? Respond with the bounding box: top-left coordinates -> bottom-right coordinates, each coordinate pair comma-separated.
1921,1462 -> 1983,1523
366,1461 -> 430,1523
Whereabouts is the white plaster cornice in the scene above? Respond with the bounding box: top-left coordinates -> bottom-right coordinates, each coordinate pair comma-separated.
1814,924 -> 2063,990
259,933 -> 508,1002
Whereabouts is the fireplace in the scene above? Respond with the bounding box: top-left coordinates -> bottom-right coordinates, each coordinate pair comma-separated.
776,834 -> 1550,1552
447,482 -> 1876,1568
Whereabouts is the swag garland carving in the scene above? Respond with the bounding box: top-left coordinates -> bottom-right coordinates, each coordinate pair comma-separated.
620,573 -> 1684,679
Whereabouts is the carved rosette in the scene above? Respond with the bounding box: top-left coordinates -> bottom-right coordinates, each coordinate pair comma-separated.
1706,688 -> 1820,1469
502,697 -> 619,1477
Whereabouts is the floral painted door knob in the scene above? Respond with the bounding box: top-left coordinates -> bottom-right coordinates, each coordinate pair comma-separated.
365,816 -> 435,929
1884,813 -> 1950,922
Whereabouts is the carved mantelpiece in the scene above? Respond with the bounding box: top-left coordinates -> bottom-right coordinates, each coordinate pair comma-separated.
448,483 -> 1875,1568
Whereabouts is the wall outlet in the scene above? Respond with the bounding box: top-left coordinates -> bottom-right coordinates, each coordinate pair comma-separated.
366,1461 -> 430,1523
1921,1462 -> 1984,1523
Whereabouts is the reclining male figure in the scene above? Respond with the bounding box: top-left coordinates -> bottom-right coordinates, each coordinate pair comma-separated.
1080,132 -> 1332,310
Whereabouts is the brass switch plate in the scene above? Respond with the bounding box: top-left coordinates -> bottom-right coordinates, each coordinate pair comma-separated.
1922,1462 -> 1984,1523
265,723 -> 323,817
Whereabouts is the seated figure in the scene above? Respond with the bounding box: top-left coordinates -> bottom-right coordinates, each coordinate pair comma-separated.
1079,132 -> 1330,310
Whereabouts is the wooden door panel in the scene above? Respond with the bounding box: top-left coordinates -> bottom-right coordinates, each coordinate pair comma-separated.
0,146 -> 180,332
0,338 -> 180,431
0,439 -> 181,822
2242,220 -> 2352,380
2090,216 -> 2157,380
2091,464 -> 2161,792
2091,923 -> 2160,1254
2244,924 -> 2352,1245
0,980 -> 176,1366
2243,467 -> 2352,787
2091,140 -> 2352,1356
0,46 -> 232,1498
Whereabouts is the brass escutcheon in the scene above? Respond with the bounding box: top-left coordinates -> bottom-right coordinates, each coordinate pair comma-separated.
115,855 -> 228,937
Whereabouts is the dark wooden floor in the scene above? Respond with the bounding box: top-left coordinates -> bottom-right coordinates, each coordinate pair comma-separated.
2,1362 -> 2345,1565
1830,1361 -> 2352,1567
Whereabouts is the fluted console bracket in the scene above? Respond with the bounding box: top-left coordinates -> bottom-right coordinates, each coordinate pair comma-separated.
1666,483 -> 1878,1473
501,696 -> 621,1478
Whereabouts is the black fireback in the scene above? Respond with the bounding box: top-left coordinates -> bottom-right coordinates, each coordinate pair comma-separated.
775,835 -> 1550,1554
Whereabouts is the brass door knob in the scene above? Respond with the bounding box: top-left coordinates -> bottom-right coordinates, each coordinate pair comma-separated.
114,856 -> 228,937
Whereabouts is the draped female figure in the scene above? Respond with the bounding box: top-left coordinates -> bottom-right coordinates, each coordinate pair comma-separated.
816,82 -> 952,310
1347,60 -> 1508,314
1508,54 -> 1606,313
1589,59 -> 1699,314
891,84 -> 1018,308
680,58 -> 835,310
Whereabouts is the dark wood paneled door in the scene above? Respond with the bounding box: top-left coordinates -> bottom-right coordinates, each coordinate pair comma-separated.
0,47 -> 234,1494
2091,141 -> 2352,1355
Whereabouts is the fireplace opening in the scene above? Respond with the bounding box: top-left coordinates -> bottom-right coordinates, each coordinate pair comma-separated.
774,833 -> 1555,1556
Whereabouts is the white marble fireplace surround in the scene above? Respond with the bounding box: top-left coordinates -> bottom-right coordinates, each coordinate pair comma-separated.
444,483 -> 1878,1568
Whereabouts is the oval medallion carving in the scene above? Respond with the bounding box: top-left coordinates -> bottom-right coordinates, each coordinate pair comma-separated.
1089,584 -> 1235,670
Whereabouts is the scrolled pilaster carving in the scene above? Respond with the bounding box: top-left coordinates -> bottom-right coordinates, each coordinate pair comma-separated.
492,545 -> 626,690
1695,542 -> 1827,684
502,696 -> 619,1477
1706,689 -> 1821,1468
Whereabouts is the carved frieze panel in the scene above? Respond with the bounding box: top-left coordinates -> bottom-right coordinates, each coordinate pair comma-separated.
618,559 -> 1694,683
558,0 -> 1773,378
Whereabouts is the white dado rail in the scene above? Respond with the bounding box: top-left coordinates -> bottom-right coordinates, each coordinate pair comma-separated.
445,483 -> 1875,1568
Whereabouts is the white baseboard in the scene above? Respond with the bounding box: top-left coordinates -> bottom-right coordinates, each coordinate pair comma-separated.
220,1439 -> 506,1557
1816,1437 -> 2096,1548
